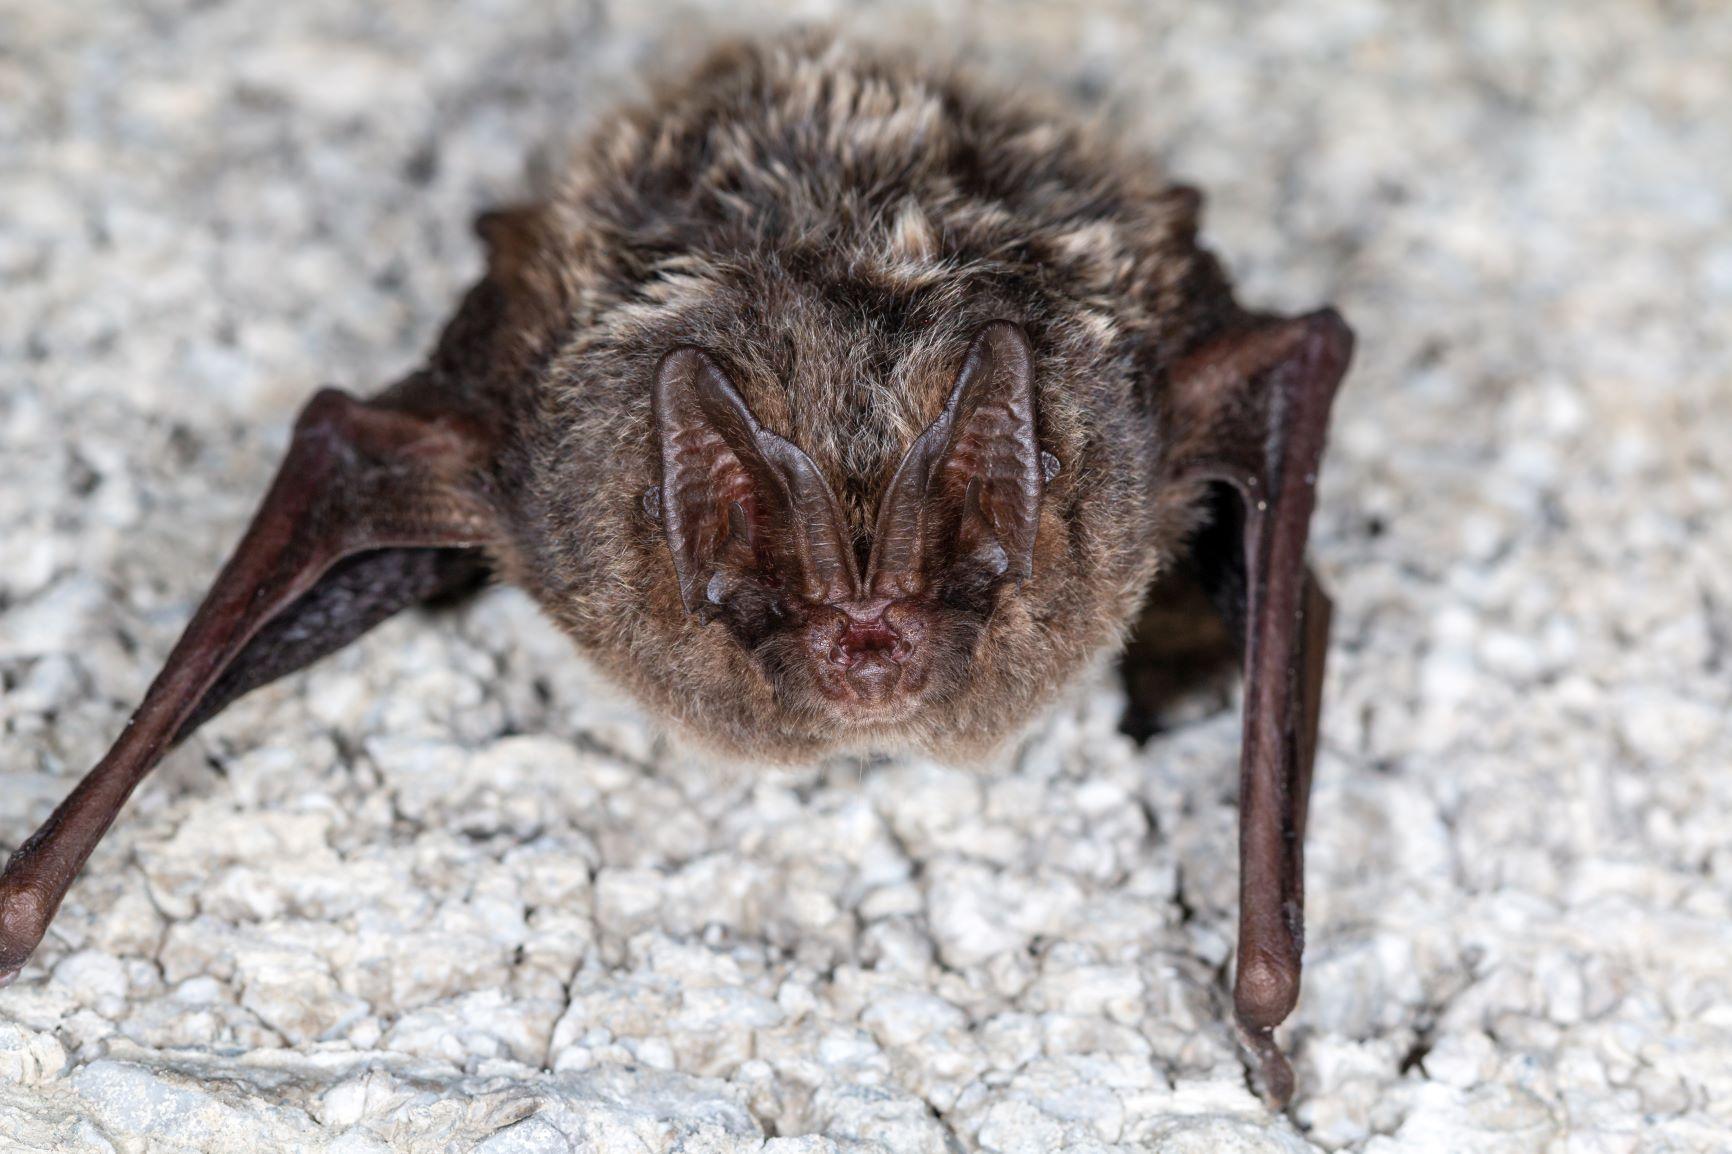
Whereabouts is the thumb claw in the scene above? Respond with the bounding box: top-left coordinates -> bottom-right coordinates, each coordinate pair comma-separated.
1234,1015 -> 1296,1110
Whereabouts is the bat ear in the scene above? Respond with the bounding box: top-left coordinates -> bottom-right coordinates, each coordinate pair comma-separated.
653,348 -> 859,620
867,322 -> 1042,601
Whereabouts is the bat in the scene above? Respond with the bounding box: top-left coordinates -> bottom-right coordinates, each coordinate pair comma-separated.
0,35 -> 1352,1107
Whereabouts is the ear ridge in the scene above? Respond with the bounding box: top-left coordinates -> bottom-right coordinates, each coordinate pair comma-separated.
701,372 -> 859,605
654,348 -> 859,616
946,322 -> 1042,581
866,321 -> 1042,599
863,395 -> 953,599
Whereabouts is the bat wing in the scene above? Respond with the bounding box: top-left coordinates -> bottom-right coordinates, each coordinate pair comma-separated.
0,211 -> 559,985
1125,308 -> 1353,1106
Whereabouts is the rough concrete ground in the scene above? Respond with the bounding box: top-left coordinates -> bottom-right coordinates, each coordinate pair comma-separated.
2,1 -> 1730,1151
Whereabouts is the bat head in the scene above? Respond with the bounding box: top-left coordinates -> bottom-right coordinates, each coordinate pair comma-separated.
649,321 -> 1046,737
500,37 -> 1226,762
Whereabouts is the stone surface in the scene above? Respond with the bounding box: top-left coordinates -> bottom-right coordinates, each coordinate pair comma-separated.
3,1 -> 1730,1151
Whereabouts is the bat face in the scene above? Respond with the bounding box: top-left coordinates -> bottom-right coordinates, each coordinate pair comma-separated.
514,280 -> 1159,762
491,160 -> 1230,761
647,322 -> 1041,741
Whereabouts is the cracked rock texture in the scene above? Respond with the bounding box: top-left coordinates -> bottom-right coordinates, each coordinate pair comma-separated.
2,1 -> 1730,1151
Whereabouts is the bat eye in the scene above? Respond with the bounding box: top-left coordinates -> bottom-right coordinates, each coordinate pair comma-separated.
642,485 -> 663,521
1041,451 -> 1061,482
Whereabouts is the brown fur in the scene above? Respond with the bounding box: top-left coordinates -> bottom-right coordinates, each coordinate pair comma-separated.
436,33 -> 1243,762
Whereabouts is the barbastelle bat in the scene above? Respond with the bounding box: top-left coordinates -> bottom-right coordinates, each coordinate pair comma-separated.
0,35 -> 1351,1107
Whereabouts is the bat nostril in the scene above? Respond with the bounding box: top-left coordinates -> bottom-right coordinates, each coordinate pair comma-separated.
835,620 -> 901,664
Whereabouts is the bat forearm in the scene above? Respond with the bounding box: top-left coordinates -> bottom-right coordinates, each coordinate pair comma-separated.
0,387 -> 502,986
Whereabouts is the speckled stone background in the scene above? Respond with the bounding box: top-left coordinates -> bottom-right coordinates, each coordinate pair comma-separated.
2,1 -> 1729,1151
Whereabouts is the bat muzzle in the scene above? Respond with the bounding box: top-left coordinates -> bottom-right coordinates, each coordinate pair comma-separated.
802,600 -> 931,718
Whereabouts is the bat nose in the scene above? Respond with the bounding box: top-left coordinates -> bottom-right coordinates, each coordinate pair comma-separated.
831,619 -> 902,664
831,616 -> 900,651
